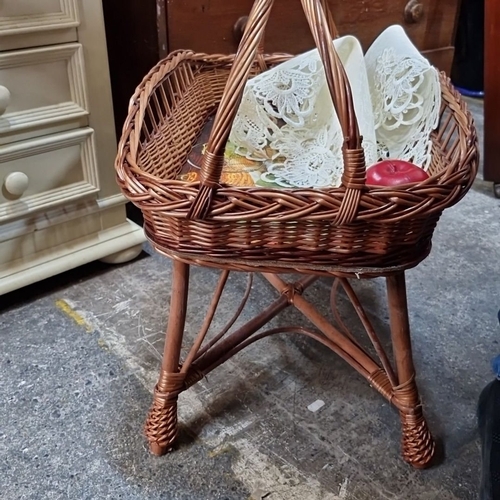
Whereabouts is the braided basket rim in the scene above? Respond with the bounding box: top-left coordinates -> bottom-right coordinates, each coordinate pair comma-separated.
116,50 -> 478,224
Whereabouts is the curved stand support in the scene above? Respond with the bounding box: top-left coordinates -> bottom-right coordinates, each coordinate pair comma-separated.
144,262 -> 435,468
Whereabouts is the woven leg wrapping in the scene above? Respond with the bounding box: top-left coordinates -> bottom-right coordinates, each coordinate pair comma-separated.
369,369 -> 393,401
145,371 -> 186,456
184,365 -> 205,389
393,377 -> 435,468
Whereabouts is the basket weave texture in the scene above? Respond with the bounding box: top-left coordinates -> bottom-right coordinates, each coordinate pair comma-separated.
116,0 -> 478,270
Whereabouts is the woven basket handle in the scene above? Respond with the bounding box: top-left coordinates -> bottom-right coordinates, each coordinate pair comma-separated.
235,1 -> 339,43
188,0 -> 365,222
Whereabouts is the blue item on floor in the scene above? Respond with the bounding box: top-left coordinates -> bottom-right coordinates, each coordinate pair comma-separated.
478,313 -> 500,499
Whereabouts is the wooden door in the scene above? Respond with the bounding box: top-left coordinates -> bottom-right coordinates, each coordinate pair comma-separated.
484,0 -> 500,193
165,0 -> 460,72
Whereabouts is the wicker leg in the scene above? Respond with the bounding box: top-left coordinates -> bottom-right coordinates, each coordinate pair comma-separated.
386,272 -> 435,469
145,261 -> 190,456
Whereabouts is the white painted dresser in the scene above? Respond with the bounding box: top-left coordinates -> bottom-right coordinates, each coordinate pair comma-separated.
0,0 -> 145,295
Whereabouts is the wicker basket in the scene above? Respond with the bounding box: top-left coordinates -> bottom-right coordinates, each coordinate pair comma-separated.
116,0 -> 478,272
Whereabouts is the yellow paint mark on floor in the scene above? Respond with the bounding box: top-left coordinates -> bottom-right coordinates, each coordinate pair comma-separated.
55,299 -> 93,333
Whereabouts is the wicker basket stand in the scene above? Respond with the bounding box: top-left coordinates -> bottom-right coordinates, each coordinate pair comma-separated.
115,0 -> 478,468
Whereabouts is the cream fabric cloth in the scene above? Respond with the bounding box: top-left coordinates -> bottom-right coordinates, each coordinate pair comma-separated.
228,25 -> 440,188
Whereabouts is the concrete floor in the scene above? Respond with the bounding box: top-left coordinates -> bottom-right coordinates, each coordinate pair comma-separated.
1,98 -> 499,500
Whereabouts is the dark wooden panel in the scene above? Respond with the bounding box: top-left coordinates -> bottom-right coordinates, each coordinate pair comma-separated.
103,0 -> 165,226
166,0 -> 459,61
484,0 -> 500,183
420,0 -> 461,51
329,0 -> 458,52
102,0 -> 161,136
422,47 -> 454,74
101,0 -> 459,137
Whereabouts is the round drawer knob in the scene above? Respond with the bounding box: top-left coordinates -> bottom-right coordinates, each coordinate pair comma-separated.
233,16 -> 249,43
0,85 -> 11,115
4,172 -> 29,197
404,0 -> 424,23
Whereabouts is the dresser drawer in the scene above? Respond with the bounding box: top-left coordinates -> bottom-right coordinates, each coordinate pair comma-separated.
0,0 -> 79,36
0,43 -> 88,144
167,0 -> 459,71
0,127 -> 99,222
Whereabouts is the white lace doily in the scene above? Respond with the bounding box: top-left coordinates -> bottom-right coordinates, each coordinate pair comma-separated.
365,25 -> 441,170
229,35 -> 377,189
228,26 -> 440,188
